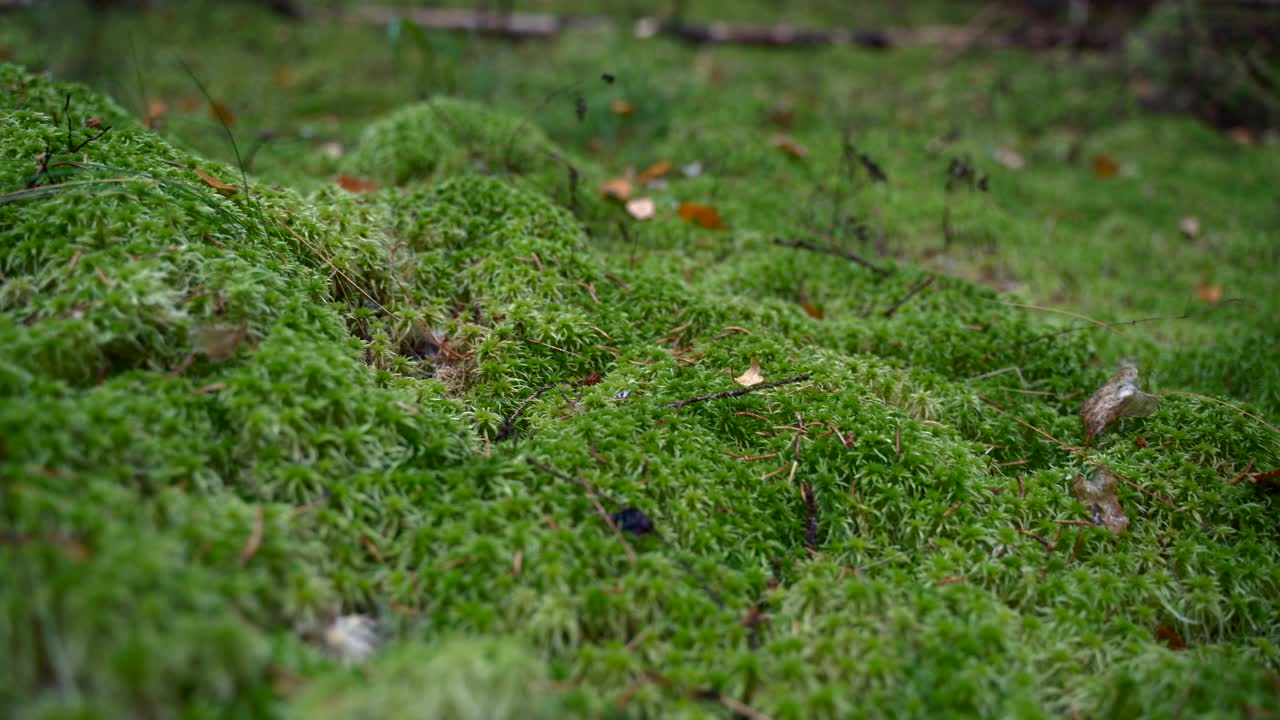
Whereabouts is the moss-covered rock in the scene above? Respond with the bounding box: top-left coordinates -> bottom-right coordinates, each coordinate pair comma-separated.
2,63 -> 1278,720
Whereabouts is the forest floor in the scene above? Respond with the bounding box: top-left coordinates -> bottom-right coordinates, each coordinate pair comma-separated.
2,2 -> 1279,718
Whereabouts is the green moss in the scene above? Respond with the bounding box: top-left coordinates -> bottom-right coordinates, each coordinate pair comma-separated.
1,21 -> 1279,720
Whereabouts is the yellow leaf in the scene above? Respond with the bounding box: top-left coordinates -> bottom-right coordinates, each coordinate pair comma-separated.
734,358 -> 764,386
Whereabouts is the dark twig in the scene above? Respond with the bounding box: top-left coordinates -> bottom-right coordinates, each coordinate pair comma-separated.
773,238 -> 890,277
800,481 -> 818,552
665,374 -> 812,410
882,275 -> 935,318
497,383 -> 560,441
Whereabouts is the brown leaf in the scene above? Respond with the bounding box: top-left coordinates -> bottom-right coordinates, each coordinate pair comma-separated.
610,98 -> 635,117
336,174 -> 381,193
601,177 -> 632,202
1194,278 -> 1222,304
208,100 -> 237,128
85,117 -> 103,130
193,321 -> 247,361
1080,365 -> 1158,445
193,168 -> 240,197
734,358 -> 764,386
625,197 -> 655,220
770,133 -> 809,159
144,98 -> 168,129
1092,155 -> 1118,178
238,508 -> 264,566
1156,624 -> 1188,650
272,66 -> 298,88
637,159 -> 672,185
1072,468 -> 1130,533
677,202 -> 724,230
799,297 -> 824,320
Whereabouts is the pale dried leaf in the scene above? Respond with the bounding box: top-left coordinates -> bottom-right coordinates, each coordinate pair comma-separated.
734,358 -> 764,386
625,197 -> 655,220
994,146 -> 1025,170
1072,468 -> 1130,533
1180,215 -> 1201,238
193,321 -> 247,362
1080,364 -> 1158,444
323,614 -> 379,665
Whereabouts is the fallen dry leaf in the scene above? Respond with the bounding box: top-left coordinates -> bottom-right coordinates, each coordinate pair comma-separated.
1072,467 -> 1130,533
610,98 -> 635,117
1180,216 -> 1201,238
601,177 -> 632,202
193,321 -> 248,361
683,162 -> 703,178
144,98 -> 168,129
799,297 -> 824,320
1080,364 -> 1158,445
1092,155 -> 1118,179
770,133 -> 809,159
734,358 -> 764,386
1227,127 -> 1255,146
85,117 -> 103,130
994,146 -> 1025,170
1194,278 -> 1222,304
638,159 -> 672,185
336,174 -> 381,193
322,614 -> 380,665
319,142 -> 345,159
193,168 -> 239,197
272,66 -> 298,88
625,197 -> 655,220
678,202 -> 724,230
208,100 -> 236,128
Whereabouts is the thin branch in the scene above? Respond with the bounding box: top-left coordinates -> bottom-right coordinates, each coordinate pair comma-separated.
665,374 -> 812,410
773,238 -> 890,277
882,275 -> 935,318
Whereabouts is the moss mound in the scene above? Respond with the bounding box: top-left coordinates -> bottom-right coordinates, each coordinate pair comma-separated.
2,64 -> 1279,719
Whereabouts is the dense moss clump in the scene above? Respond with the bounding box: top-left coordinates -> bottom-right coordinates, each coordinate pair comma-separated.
2,64 -> 1278,719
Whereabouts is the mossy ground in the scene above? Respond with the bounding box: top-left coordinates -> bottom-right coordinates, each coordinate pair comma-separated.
2,3 -> 1279,718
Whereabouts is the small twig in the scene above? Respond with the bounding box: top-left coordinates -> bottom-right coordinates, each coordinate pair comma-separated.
1016,526 -> 1054,551
579,470 -> 638,565
800,481 -> 819,552
665,374 -> 812,410
237,508 -> 265,566
882,275 -> 935,318
772,238 -> 891,277
1157,391 -> 1279,435
496,383 -> 559,441
1229,459 -> 1257,486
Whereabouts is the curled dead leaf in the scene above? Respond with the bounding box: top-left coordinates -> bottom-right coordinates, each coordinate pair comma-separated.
1080,365 -> 1158,445
193,168 -> 239,197
193,321 -> 248,361
677,202 -> 724,230
1179,216 -> 1201,238
734,358 -> 764,386
610,98 -> 635,117
638,159 -> 672,185
1072,467 -> 1129,533
208,100 -> 237,128
336,174 -> 381,193
770,133 -> 809,159
601,177 -> 632,202
1092,154 -> 1118,178
1194,279 -> 1222,304
625,197 -> 655,220
994,145 -> 1024,170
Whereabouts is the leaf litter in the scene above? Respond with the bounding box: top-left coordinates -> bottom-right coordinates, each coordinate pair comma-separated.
1080,364 -> 1159,445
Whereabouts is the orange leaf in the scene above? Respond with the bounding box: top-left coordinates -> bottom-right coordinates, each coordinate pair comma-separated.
610,99 -> 635,117
144,98 -> 168,129
799,297 -> 824,320
1194,279 -> 1222,304
677,202 -> 724,230
601,177 -> 632,202
1092,155 -> 1118,178
336,174 -> 381,193
209,100 -> 237,128
193,168 -> 239,196
638,159 -> 672,185
770,133 -> 809,159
